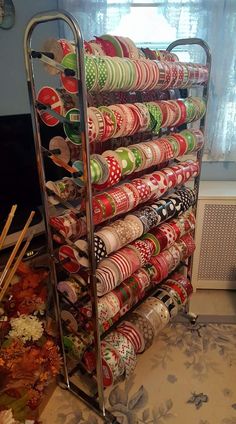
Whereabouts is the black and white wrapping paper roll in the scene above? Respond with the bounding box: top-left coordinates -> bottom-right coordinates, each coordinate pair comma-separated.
155,289 -> 179,318
94,235 -> 108,263
132,206 -> 160,233
150,198 -> 176,223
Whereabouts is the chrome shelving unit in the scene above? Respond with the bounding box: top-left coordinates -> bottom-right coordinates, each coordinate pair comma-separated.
24,10 -> 211,422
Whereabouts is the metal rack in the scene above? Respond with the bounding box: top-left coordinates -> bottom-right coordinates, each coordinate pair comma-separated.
167,38 -> 211,324
24,10 -> 211,422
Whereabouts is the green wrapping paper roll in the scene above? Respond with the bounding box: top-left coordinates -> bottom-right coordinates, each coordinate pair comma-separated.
96,56 -> 109,91
63,108 -> 80,144
115,147 -> 136,175
145,102 -> 163,134
129,145 -> 144,169
184,98 -> 196,122
84,55 -> 98,91
90,156 -> 102,183
181,130 -> 197,152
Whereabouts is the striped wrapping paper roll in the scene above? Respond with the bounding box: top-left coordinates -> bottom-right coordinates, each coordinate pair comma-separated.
42,38 -> 208,90
89,217 -> 194,328
79,210 -> 195,327
39,92 -> 205,147
92,163 -> 197,223
49,161 -> 197,236
96,212 -> 195,296
81,271 -> 193,381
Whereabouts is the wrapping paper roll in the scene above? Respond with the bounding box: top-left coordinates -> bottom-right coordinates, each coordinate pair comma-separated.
168,272 -> 193,297
135,297 -> 163,336
154,289 -> 179,318
57,277 -> 84,303
48,159 -> 198,213
50,212 -> 86,240
58,245 -> 80,273
49,136 -> 71,165
104,332 -> 137,377
162,280 -> 188,306
63,332 -> 93,361
127,312 -> 154,350
43,36 -> 209,90
101,341 -> 125,386
37,86 -> 75,126
117,320 -> 145,353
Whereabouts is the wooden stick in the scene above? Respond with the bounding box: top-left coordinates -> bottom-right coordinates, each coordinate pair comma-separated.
0,211 -> 35,288
0,231 -> 35,302
0,204 -> 17,250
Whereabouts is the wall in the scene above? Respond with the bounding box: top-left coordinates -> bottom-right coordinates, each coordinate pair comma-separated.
0,0 -> 59,115
201,162 -> 236,181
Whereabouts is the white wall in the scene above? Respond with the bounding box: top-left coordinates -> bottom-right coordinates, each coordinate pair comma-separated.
0,0 -> 59,115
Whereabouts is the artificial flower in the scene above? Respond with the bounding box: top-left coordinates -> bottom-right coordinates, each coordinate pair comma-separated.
8,315 -> 44,343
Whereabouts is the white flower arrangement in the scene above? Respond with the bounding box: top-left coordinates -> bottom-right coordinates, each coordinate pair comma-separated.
9,315 -> 44,343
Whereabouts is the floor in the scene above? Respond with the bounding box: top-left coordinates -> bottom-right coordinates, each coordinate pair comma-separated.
189,290 -> 236,323
40,320 -> 236,424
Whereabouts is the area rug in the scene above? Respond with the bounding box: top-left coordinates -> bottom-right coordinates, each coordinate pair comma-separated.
40,323 -> 236,424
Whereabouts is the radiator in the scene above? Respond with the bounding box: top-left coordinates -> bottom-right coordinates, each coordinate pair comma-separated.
191,182 -> 236,290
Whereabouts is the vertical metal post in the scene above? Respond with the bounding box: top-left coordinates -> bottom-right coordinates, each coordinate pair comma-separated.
24,10 -> 105,416
166,38 -> 211,301
166,37 -> 212,206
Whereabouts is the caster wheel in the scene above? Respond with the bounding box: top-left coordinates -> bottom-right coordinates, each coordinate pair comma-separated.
58,380 -> 69,390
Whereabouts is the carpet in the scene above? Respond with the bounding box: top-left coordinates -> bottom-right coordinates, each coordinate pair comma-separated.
40,323 -> 236,424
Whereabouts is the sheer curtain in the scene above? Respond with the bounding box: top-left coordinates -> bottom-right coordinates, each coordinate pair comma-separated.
58,0 -> 236,160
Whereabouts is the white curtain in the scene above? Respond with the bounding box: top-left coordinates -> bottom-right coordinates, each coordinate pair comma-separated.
58,0 -> 236,160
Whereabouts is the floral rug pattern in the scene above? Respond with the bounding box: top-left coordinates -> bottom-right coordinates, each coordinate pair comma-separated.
40,323 -> 236,424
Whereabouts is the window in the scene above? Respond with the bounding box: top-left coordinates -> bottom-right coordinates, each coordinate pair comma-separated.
59,0 -> 236,160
